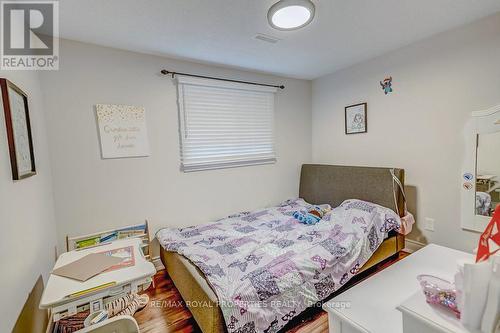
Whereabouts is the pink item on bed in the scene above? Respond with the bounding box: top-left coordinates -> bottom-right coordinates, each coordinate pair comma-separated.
399,211 -> 415,235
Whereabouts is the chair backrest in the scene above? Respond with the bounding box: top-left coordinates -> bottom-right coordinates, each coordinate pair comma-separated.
78,315 -> 140,333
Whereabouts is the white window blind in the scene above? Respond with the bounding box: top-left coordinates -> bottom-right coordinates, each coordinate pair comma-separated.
177,76 -> 277,172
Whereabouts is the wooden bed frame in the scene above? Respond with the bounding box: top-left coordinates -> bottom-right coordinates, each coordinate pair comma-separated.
160,164 -> 406,333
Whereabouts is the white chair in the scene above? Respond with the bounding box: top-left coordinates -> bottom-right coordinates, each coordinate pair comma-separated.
78,315 -> 140,333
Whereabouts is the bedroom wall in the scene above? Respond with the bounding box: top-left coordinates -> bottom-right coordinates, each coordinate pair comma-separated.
311,13 -> 500,252
39,39 -> 312,255
0,71 -> 57,332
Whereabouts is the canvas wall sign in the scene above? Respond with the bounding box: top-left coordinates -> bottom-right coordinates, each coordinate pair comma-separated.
96,104 -> 150,159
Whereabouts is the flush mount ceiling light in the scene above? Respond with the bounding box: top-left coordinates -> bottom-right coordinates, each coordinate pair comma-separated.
268,0 -> 315,31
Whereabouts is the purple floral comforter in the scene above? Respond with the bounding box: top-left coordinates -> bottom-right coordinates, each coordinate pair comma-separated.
157,198 -> 401,333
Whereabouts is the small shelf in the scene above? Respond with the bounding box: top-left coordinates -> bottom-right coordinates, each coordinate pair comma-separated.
66,221 -> 152,261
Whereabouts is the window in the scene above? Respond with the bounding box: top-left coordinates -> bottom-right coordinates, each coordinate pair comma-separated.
177,76 -> 277,172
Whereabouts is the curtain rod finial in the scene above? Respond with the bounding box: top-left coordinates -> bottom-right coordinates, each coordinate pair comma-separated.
279,85 -> 285,90
161,70 -> 176,79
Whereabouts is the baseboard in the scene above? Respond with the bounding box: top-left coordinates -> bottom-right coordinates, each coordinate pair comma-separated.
404,239 -> 426,253
152,256 -> 165,271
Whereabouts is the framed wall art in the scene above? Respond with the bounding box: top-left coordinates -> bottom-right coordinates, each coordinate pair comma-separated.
345,102 -> 367,135
0,79 -> 36,180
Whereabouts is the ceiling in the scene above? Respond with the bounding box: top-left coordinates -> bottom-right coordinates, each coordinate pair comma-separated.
57,0 -> 500,80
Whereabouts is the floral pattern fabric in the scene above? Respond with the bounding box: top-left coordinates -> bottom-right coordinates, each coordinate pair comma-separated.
157,198 -> 401,333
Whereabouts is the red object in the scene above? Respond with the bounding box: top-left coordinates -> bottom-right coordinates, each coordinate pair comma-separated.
476,204 -> 500,262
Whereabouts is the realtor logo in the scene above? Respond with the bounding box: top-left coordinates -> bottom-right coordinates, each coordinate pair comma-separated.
1,0 -> 59,70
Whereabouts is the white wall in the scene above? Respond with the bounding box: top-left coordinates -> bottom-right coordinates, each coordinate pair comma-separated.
312,13 -> 500,252
0,71 -> 57,332
39,39 -> 312,254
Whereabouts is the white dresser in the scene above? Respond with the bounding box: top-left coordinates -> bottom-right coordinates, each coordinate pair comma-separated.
397,291 -> 478,333
322,244 -> 474,333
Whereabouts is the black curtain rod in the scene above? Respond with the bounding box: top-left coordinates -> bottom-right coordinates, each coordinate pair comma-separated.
160,69 -> 285,90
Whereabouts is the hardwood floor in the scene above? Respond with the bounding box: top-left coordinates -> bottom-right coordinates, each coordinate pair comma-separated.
135,272 -> 201,333
135,252 -> 410,333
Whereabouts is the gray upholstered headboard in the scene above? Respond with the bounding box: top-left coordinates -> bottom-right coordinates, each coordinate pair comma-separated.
299,164 -> 405,217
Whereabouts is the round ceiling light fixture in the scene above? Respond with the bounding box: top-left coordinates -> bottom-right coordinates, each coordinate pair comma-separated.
268,0 -> 315,31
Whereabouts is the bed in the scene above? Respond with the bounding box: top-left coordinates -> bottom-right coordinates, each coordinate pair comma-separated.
158,164 -> 405,333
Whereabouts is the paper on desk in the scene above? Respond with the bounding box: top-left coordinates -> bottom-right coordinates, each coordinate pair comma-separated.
52,253 -> 123,282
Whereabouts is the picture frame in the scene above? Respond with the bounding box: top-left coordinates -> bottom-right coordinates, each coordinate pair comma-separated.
0,79 -> 36,180
345,102 -> 367,134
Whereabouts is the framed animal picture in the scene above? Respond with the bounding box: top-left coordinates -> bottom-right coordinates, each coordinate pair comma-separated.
0,79 -> 36,180
345,103 -> 367,135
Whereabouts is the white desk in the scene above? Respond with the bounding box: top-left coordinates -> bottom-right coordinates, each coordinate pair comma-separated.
323,244 -> 473,333
40,238 -> 156,321
397,291 -> 476,333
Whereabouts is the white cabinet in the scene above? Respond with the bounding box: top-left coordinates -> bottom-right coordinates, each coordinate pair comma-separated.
323,244 -> 473,333
398,292 -> 477,333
